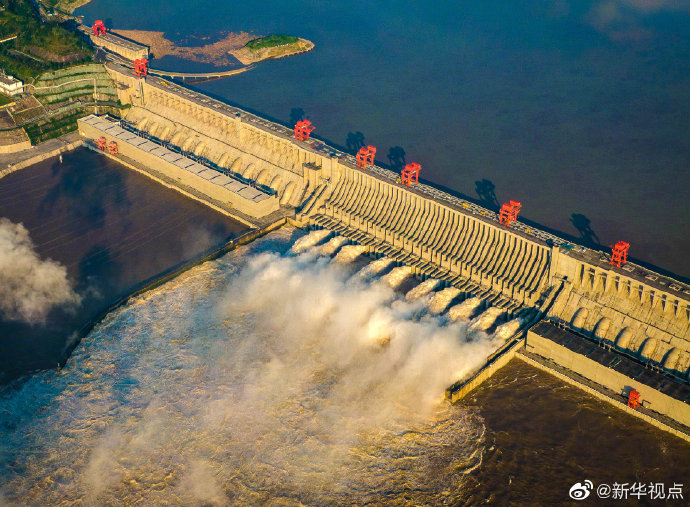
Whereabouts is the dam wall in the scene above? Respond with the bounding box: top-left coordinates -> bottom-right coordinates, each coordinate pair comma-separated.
102,63 -> 690,382
106,64 -> 338,209
77,114 -> 279,218
547,251 -> 690,379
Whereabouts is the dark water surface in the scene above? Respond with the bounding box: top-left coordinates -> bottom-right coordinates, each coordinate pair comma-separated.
78,0 -> 690,279
0,148 -> 247,384
465,359 -> 690,504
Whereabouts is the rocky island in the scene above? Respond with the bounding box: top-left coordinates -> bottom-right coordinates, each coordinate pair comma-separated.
230,34 -> 314,65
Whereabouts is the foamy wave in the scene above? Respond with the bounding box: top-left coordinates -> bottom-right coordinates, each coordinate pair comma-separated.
0,227 -> 494,505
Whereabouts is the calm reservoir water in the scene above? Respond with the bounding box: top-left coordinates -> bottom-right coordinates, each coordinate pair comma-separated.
79,0 -> 690,279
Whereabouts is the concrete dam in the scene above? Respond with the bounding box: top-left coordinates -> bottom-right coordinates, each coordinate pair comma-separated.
78,63 -> 690,435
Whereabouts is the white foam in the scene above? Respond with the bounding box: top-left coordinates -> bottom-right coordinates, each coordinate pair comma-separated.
291,229 -> 331,253
334,244 -> 366,263
0,228 -> 499,505
448,297 -> 483,321
428,287 -> 462,314
383,266 -> 412,288
406,278 -> 442,301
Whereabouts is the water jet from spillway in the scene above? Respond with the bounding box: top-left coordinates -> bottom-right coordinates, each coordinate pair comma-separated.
291,229 -> 332,253
493,318 -> 522,341
470,307 -> 505,332
354,257 -> 395,281
334,244 -> 366,263
319,235 -> 349,256
383,266 -> 412,288
448,297 -> 483,322
428,288 -> 462,314
406,278 -> 442,301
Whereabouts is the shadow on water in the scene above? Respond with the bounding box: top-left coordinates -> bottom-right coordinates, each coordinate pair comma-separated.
77,245 -> 122,298
570,213 -> 601,248
387,146 -> 406,172
474,178 -> 500,211
289,107 -> 305,127
346,131 -> 365,154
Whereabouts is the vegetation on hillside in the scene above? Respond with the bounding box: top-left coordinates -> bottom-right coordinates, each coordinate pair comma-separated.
245,34 -> 299,50
0,0 -> 92,80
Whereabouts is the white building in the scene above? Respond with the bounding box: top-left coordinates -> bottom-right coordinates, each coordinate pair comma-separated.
0,73 -> 23,96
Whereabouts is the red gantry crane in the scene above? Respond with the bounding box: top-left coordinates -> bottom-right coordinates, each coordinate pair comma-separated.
610,241 -> 630,268
356,145 -> 376,169
134,58 -> 149,77
294,119 -> 315,141
401,162 -> 421,186
627,389 -> 640,409
499,200 -> 521,227
92,20 -> 106,37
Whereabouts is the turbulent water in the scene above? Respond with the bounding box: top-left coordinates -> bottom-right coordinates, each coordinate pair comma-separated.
0,228 -> 508,505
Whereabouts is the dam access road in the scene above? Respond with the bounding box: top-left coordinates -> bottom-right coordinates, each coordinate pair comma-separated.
74,62 -> 690,439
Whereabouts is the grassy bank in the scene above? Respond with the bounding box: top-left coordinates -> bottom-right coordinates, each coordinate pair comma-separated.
0,0 -> 93,80
231,35 -> 314,66
246,34 -> 298,50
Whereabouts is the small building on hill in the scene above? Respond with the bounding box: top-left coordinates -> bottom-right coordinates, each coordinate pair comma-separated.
0,73 -> 23,96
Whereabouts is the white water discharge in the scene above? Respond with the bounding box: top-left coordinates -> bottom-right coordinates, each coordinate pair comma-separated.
406,278 -> 442,301
470,307 -> 506,332
353,256 -> 394,280
290,228 -> 331,253
429,287 -> 462,314
0,228 -> 501,505
333,244 -> 366,263
494,318 -> 523,341
448,296 -> 483,321
383,265 -> 412,288
319,235 -> 349,256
